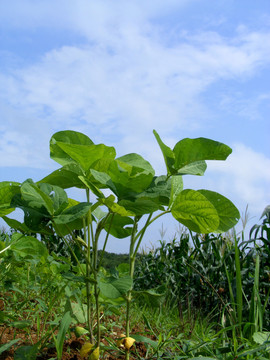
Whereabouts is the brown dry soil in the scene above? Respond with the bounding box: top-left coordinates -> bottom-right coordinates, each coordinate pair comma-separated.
0,324 -> 150,360
0,296 -> 152,359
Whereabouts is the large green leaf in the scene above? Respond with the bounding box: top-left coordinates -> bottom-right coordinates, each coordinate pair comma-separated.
91,154 -> 155,198
177,160 -> 207,176
39,183 -> 69,215
2,217 -> 32,234
169,175 -> 183,208
10,233 -> 48,259
137,175 -> 172,206
171,189 -> 220,233
52,199 -> 94,235
38,163 -> 84,189
10,180 -> 83,232
65,300 -> 88,324
133,286 -> 166,307
56,142 -> 116,173
53,202 -> 92,225
90,169 -> 118,194
14,344 -> 39,360
0,181 -> 21,216
11,192 -> 51,231
116,153 -> 155,176
78,175 -> 104,197
111,154 -> 155,196
50,130 -> 116,172
253,331 -> 270,348
19,180 -> 69,217
119,198 -> 160,215
153,130 -> 175,174
198,190 -> 240,232
50,130 -> 94,166
153,130 -> 232,176
98,276 -> 133,299
173,137 -> 232,169
100,195 -> 134,216
19,180 -> 54,215
104,214 -> 134,238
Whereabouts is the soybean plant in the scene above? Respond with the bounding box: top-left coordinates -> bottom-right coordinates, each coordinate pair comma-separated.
0,129 -> 240,359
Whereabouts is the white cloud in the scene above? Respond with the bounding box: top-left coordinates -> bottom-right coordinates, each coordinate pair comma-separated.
1,24 -> 269,169
0,0 -> 269,229
219,91 -> 270,122
206,144 -> 270,215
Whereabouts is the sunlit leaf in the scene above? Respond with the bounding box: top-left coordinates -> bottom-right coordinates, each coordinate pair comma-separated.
173,137 -> 232,169
171,189 -> 220,233
177,160 -> 207,176
100,195 -> 134,216
50,130 -> 94,166
138,175 -> 172,206
119,198 -> 160,215
56,142 -> 116,172
153,130 -> 175,175
198,190 -> 240,232
169,175 -> 183,208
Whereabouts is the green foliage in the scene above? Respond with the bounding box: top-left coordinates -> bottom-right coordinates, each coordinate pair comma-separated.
134,210 -> 270,333
0,129 -> 241,359
52,311 -> 72,360
97,250 -> 129,272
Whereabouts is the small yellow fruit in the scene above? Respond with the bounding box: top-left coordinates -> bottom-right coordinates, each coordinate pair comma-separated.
123,337 -> 136,350
80,342 -> 94,357
89,346 -> 99,360
116,333 -> 126,347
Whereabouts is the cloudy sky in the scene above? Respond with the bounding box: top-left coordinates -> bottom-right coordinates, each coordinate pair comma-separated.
0,0 -> 269,252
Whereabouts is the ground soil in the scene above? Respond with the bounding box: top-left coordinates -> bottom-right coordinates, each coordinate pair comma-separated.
0,327 -> 150,359
0,291 -> 154,359
0,313 -> 150,360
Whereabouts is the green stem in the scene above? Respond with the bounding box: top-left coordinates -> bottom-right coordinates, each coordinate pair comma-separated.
85,189 -> 94,342
125,218 -> 139,360
133,210 -> 170,244
93,225 -> 103,347
97,213 -> 114,272
133,213 -> 153,255
126,217 -> 138,336
125,211 -> 169,360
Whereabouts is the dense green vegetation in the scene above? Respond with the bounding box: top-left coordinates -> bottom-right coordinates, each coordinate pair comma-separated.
0,129 -> 269,359
0,209 -> 269,359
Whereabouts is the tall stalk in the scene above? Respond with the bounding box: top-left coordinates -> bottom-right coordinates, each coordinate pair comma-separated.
85,188 -> 94,342
234,236 -> 243,337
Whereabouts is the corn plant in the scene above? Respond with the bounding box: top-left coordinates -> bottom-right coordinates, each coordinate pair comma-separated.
0,129 -> 239,359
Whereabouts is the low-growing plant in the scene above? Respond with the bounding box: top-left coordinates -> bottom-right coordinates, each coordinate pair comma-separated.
0,129 -> 240,359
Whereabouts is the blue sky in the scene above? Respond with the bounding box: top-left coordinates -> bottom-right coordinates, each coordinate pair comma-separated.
0,0 -> 269,252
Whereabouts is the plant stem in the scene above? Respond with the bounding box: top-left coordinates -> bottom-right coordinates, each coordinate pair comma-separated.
97,212 -> 114,272
92,222 -> 103,347
85,189 -> 94,342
